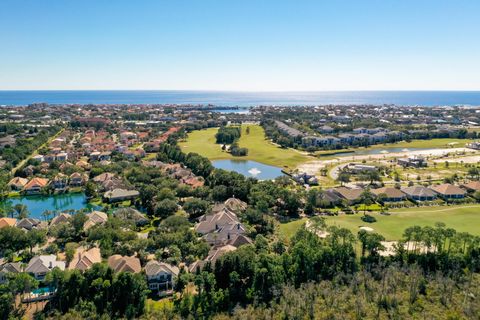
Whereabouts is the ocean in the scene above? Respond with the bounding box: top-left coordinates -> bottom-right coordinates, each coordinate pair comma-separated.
1,90 -> 480,107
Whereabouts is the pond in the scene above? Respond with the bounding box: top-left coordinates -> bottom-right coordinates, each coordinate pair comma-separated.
319,147 -> 432,157
212,159 -> 284,180
1,193 -> 96,220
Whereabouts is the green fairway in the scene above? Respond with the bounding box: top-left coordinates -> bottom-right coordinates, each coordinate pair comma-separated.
278,218 -> 307,239
179,125 -> 312,169
326,205 -> 480,240
375,138 -> 472,149
315,138 -> 473,158
279,205 -> 480,241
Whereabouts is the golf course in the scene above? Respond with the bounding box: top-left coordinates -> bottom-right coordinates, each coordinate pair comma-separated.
280,204 -> 480,240
179,125 -> 312,169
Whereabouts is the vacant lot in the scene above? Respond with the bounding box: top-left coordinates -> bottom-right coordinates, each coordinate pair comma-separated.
179,125 -> 312,169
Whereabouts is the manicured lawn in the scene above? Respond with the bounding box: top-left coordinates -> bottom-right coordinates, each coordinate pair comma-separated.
179,125 -> 312,169
279,205 -> 480,241
371,138 -> 472,149
315,138 -> 473,157
278,218 -> 307,239
326,205 -> 480,240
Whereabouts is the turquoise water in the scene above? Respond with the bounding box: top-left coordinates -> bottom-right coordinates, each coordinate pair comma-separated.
1,91 -> 480,106
1,193 -> 95,219
213,160 -> 284,180
32,287 -> 55,295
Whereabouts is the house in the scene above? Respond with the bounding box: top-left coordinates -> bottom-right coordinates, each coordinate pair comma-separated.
52,174 -> 68,191
113,207 -> 149,226
70,172 -> 87,186
93,172 -> 116,183
398,156 -> 427,168
372,187 -> 406,202
346,163 -> 377,174
83,211 -> 108,230
195,207 -> 240,235
224,197 -> 248,213
203,222 -> 247,246
0,262 -> 22,284
25,255 -> 66,280
189,245 -> 237,273
23,177 -> 49,194
145,261 -> 179,293
0,218 -> 18,229
50,213 -> 71,226
319,125 -> 334,134
103,188 -> 140,203
0,135 -> 16,149
430,184 -> 466,199
332,187 -> 363,204
401,186 -> 437,201
108,255 -> 141,273
56,152 -> 68,161
16,218 -> 46,231
8,177 -> 29,191
462,181 -> 480,193
321,189 -> 344,207
68,247 -> 102,271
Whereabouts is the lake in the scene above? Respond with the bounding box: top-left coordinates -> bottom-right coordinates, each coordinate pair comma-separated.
213,159 -> 284,180
1,193 -> 96,220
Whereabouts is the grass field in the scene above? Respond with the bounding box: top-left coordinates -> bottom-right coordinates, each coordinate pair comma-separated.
327,205 -> 480,240
278,218 -> 307,239
279,205 -> 480,241
179,125 -> 312,169
315,138 -> 473,158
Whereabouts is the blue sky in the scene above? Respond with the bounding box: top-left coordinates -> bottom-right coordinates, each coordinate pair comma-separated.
0,0 -> 479,90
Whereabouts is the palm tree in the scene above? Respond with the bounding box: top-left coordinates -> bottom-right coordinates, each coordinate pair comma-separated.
13,204 -> 29,219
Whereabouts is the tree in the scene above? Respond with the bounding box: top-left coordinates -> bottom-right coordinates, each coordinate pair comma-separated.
13,204 -> 29,219
183,198 -> 209,219
85,182 -> 97,199
360,189 -> 374,215
337,171 -> 351,186
25,229 -> 46,254
155,199 -> 178,218
358,230 -> 385,257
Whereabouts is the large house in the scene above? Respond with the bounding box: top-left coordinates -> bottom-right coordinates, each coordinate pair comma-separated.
332,187 -> 363,205
0,218 -> 17,229
23,177 -> 49,194
8,177 -> 28,191
401,186 -> 437,201
50,213 -> 71,227
83,211 -> 108,230
103,188 -> 140,203
145,261 -> 179,293
68,247 -> 102,271
461,181 -> 480,193
26,255 -> 66,280
0,262 -> 22,284
107,255 -> 141,273
398,156 -> 427,168
431,184 -> 466,199
16,218 -> 46,231
372,187 -> 406,202
195,207 -> 241,235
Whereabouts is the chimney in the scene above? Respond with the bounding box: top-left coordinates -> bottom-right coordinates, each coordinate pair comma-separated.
49,261 -> 53,269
